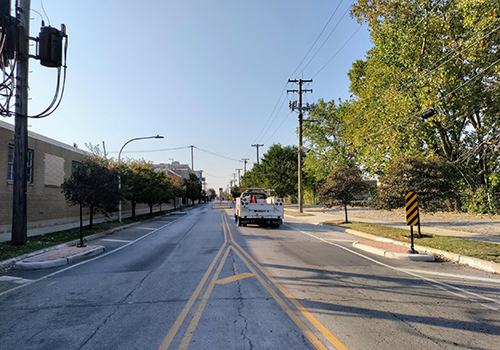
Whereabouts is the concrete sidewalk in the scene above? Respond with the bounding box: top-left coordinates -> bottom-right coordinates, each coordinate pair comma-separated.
284,206 -> 500,244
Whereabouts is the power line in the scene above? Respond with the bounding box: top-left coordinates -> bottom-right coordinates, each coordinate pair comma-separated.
194,146 -> 242,163
289,1 -> 345,78
108,146 -> 190,154
312,25 -> 363,78
296,0 -> 353,77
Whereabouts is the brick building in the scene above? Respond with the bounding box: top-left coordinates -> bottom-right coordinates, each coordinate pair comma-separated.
0,119 -> 87,233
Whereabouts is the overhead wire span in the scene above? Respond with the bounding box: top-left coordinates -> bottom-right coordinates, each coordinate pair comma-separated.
256,91 -> 290,144
312,25 -> 363,78
194,146 -> 242,163
108,146 -> 191,154
289,0 -> 345,78
247,1 -> 347,153
295,0 -> 353,78
250,81 -> 289,146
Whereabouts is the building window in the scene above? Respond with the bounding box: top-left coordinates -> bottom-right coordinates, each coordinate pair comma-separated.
7,145 -> 34,183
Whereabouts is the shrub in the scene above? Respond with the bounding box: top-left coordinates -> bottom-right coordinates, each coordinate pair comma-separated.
373,156 -> 460,211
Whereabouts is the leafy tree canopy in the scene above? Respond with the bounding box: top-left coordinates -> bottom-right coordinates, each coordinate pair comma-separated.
62,157 -> 120,228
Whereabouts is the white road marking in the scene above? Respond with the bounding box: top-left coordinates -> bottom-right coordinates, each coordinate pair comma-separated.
283,224 -> 500,309
398,268 -> 500,284
324,238 -> 356,242
0,276 -> 33,284
0,212 -> 190,297
100,239 -> 133,243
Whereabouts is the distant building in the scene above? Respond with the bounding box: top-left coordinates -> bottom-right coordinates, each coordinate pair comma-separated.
154,161 -> 193,179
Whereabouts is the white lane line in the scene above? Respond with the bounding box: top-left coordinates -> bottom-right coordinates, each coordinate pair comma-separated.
0,276 -> 33,284
135,227 -> 157,230
324,238 -> 356,243
0,212 -> 190,298
283,224 -> 500,308
100,239 -> 133,243
398,268 -> 500,284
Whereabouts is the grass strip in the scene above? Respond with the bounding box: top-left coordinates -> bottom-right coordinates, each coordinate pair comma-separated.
0,208 -> 181,262
328,221 -> 500,264
284,210 -> 314,217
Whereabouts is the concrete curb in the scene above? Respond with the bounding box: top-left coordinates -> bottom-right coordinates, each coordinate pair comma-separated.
0,210 -> 188,271
320,223 -> 500,274
352,241 -> 435,261
14,246 -> 106,270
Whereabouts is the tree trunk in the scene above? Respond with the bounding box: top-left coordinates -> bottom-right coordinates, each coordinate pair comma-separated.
173,198 -> 176,210
149,204 -> 153,214
132,201 -> 136,218
89,205 -> 94,229
344,202 -> 349,223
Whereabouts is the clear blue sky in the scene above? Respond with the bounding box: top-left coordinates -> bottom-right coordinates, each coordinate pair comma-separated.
5,0 -> 372,191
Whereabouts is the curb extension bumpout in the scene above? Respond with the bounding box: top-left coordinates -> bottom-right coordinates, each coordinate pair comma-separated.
14,246 -> 106,270
352,241 -> 435,261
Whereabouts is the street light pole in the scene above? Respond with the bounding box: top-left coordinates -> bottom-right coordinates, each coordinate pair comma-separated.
118,135 -> 163,222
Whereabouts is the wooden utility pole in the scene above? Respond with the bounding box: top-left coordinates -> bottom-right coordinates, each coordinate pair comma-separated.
236,168 -> 242,186
190,145 -> 194,171
11,0 -> 31,245
241,158 -> 249,174
288,79 -> 312,213
251,144 -> 263,165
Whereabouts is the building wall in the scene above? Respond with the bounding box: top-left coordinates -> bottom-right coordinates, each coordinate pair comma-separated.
1,121 -> 184,234
0,120 -> 88,232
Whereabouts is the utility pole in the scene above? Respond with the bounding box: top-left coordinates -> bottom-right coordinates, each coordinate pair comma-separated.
251,144 -> 263,165
288,78 -> 313,213
190,145 -> 194,172
11,0 -> 31,245
236,168 -> 242,186
241,158 -> 249,174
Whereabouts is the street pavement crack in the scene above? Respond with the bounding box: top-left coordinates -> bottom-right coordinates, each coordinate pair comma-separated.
233,253 -> 253,350
76,270 -> 154,350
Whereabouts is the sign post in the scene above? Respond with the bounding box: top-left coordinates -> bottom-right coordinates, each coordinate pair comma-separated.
405,192 -> 420,254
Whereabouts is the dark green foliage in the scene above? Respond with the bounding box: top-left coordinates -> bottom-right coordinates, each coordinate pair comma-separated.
230,185 -> 241,200
240,144 -> 298,198
319,166 -> 370,222
185,173 -> 202,205
62,158 -> 121,228
373,156 -> 460,211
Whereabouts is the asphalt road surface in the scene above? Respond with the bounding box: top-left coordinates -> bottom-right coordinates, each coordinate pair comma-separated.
1,204 -> 499,349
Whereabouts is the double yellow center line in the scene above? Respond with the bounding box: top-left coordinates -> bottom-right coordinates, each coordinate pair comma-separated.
158,212 -> 348,350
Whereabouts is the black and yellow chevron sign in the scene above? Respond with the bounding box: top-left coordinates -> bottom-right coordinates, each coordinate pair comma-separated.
405,192 -> 419,226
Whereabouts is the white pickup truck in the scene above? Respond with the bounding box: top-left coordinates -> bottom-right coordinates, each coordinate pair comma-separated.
234,188 -> 284,228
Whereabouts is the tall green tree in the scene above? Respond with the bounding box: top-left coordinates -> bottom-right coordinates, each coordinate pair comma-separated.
303,99 -> 356,183
185,173 -> 202,205
346,0 -> 500,188
62,158 -> 120,228
240,144 -> 298,198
